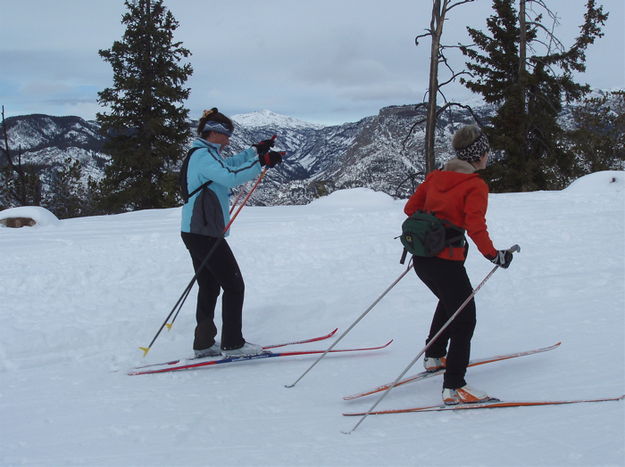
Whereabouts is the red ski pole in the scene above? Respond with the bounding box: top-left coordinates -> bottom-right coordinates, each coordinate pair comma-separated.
229,186 -> 247,215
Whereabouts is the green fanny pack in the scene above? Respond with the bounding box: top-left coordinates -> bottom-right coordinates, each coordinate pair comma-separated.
400,211 -> 466,258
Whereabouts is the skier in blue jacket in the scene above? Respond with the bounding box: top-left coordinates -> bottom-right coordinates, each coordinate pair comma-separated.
181,108 -> 283,358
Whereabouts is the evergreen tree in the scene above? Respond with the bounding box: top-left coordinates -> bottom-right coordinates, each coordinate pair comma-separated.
0,166 -> 16,210
460,0 -> 608,191
1,107 -> 43,208
565,91 -> 625,177
0,153 -> 43,209
44,157 -> 88,219
96,0 -> 192,213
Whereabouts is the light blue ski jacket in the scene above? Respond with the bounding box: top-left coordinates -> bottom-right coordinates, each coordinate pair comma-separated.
181,138 -> 262,237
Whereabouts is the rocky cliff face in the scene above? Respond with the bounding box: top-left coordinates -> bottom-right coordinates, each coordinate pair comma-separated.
228,104 -> 493,204
1,114 -> 108,184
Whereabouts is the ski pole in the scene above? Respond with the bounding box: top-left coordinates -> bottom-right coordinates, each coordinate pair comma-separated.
285,259 -> 414,388
139,166 -> 271,357
229,185 -> 247,214
344,244 -> 520,434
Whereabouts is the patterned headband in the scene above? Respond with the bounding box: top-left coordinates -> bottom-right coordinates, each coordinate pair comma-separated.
202,120 -> 233,137
455,132 -> 490,162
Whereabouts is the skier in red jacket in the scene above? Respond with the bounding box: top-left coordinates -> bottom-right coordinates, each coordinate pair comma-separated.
404,124 -> 515,405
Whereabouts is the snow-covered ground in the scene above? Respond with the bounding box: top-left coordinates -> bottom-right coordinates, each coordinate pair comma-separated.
1,171 -> 624,466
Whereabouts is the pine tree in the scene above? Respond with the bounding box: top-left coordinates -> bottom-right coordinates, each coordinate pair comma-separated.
44,157 -> 88,219
460,0 -> 608,191
96,0 -> 192,213
1,107 -> 43,208
565,91 -> 625,176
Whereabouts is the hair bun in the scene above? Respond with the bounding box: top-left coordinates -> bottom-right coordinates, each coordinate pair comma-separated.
202,107 -> 218,118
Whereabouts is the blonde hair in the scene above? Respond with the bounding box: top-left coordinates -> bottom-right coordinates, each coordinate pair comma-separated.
452,125 -> 482,151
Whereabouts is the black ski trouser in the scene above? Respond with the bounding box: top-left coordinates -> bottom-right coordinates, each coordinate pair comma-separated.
181,232 -> 246,351
413,256 -> 476,389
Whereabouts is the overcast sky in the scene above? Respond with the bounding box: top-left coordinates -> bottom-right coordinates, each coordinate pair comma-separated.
1,0 -> 623,125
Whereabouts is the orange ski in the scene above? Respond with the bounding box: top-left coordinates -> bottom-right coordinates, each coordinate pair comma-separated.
343,395 -> 625,416
344,342 -> 561,400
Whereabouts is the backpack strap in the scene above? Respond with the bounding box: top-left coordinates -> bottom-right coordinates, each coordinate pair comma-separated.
183,147 -> 213,201
439,218 -> 466,258
399,247 -> 409,265
188,180 -> 213,199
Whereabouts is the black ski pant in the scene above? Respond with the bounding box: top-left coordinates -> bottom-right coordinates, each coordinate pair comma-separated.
413,256 -> 476,389
181,232 -> 245,351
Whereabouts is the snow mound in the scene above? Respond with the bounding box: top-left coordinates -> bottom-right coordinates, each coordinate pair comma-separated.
0,206 -> 60,227
309,188 -> 396,208
564,170 -> 625,193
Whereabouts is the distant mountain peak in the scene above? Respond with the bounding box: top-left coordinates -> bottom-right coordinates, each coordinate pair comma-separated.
231,109 -> 325,130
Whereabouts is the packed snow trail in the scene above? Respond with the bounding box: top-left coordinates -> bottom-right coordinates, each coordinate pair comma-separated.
0,173 -> 623,466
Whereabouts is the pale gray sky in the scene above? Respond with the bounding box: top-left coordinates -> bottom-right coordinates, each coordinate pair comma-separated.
1,0 -> 623,125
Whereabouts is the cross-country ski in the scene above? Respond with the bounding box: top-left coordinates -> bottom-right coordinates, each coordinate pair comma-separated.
131,328 -> 338,370
128,340 -> 392,375
343,342 -> 561,400
343,395 -> 625,416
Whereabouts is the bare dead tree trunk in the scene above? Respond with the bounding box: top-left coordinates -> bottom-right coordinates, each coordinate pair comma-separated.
519,0 -> 527,112
416,0 -> 474,175
1,106 -> 23,205
424,0 -> 444,174
1,106 -> 16,172
518,0 -> 531,191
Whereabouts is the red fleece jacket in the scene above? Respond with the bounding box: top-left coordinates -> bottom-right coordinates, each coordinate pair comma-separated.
404,162 -> 497,261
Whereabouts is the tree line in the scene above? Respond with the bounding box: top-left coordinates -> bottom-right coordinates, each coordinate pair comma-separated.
1,0 -> 622,219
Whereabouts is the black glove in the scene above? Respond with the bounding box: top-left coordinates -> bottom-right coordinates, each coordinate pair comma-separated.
253,136 -> 276,156
487,250 -> 514,269
259,150 -> 284,168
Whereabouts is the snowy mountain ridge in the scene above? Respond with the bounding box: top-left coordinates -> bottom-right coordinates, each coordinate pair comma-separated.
232,109 -> 326,130
2,94 -> 620,211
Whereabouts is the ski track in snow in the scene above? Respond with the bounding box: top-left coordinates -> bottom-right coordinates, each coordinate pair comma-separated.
0,173 -> 624,466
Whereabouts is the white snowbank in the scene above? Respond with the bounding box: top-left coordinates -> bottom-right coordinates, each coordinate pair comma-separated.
308,187 -> 396,208
564,170 -> 624,193
0,206 -> 60,227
